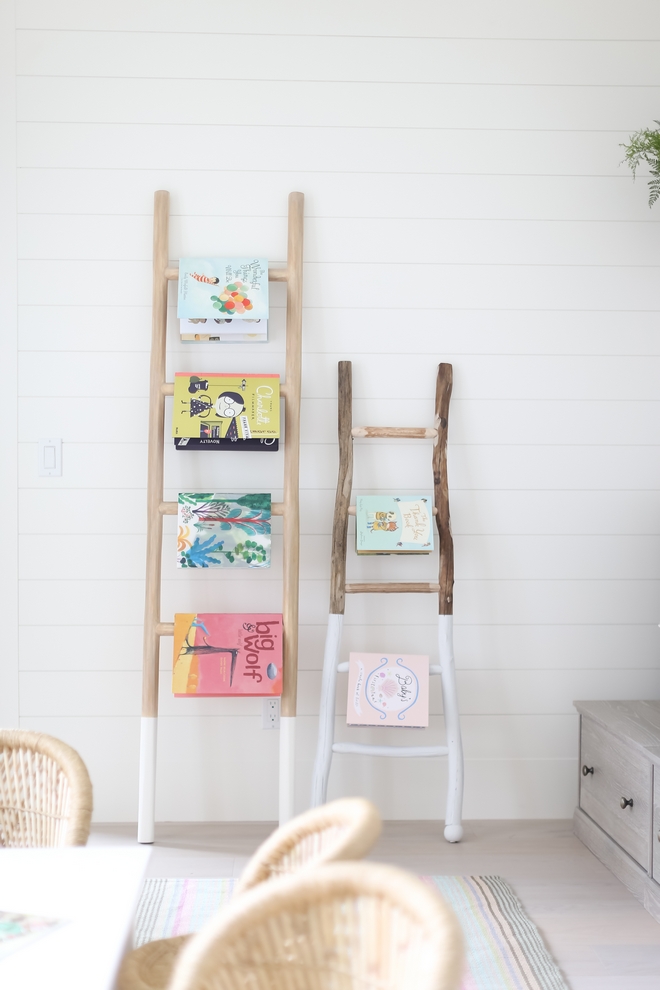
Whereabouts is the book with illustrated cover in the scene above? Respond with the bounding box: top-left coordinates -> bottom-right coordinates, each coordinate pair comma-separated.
177,258 -> 269,320
174,437 -> 279,451
177,493 -> 271,568
172,373 -> 280,440
346,653 -> 429,727
172,613 -> 282,697
0,911 -> 66,961
180,317 -> 268,342
355,495 -> 434,555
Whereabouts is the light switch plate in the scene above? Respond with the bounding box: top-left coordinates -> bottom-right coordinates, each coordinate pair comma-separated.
38,438 -> 62,477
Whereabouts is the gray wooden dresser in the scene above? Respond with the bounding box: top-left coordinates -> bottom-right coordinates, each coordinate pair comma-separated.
574,700 -> 660,922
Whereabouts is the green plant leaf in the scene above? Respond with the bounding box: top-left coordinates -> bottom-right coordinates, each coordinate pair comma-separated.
620,122 -> 660,208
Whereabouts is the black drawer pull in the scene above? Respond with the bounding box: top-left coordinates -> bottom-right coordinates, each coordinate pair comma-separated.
620,797 -> 634,810
582,765 -> 594,776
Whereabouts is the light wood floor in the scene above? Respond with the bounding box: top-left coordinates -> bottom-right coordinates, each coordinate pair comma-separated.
90,820 -> 660,990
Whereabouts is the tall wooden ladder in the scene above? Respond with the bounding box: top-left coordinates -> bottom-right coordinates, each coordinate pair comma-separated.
138,190 -> 304,843
311,361 -> 464,841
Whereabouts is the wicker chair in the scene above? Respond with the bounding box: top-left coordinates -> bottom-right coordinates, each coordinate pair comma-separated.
0,729 -> 93,846
118,798 -> 382,990
234,795 -> 382,894
169,862 -> 464,990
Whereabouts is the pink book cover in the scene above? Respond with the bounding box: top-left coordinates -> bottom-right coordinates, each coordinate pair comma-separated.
346,653 -> 429,727
172,613 -> 282,697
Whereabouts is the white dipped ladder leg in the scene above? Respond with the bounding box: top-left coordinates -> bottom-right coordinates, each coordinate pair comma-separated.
311,614 -> 344,806
434,364 -> 464,842
279,191 -> 304,825
439,615 -> 464,842
138,190 -> 169,844
311,361 -> 353,806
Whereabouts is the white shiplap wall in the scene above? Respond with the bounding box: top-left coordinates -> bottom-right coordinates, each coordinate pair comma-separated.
8,0 -> 660,821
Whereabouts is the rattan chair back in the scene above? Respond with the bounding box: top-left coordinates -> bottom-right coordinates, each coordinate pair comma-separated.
0,729 -> 93,846
169,861 -> 464,990
117,798 -> 382,990
235,797 -> 382,894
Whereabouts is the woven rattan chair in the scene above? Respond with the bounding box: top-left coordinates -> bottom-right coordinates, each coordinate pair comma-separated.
234,796 -> 382,893
169,862 -> 464,990
0,729 -> 93,846
118,798 -> 382,990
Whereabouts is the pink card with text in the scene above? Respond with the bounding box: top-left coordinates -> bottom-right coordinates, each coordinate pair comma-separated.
346,653 -> 429,727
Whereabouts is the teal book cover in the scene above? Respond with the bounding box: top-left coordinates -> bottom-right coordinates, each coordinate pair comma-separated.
177,258 -> 269,320
177,493 -> 271,568
355,495 -> 434,554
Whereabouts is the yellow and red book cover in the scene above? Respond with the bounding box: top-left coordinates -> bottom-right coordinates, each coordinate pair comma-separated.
172,613 -> 282,697
172,373 -> 280,440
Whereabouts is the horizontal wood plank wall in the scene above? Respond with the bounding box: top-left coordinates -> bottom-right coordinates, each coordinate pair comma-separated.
14,0 -> 660,821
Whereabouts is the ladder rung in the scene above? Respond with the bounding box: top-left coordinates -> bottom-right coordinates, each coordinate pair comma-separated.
333,743 -> 448,758
159,501 -> 284,516
161,382 -> 288,399
164,265 -> 288,283
347,505 -> 437,516
338,662 -> 441,674
345,582 -> 440,594
156,622 -> 174,636
352,426 -> 438,439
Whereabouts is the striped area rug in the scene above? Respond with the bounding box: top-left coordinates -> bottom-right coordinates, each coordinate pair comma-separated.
136,876 -> 568,990
427,876 -> 568,990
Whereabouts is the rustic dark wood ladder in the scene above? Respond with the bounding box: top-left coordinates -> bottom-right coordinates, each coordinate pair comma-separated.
310,360 -> 464,841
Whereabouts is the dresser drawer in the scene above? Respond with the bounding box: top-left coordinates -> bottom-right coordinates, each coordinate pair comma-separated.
580,716 -> 652,870
653,766 -> 660,882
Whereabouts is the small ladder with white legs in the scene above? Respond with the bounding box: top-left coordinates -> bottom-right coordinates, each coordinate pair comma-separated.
311,361 -> 464,842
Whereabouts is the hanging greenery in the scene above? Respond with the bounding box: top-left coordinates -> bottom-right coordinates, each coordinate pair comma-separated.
621,122 -> 660,207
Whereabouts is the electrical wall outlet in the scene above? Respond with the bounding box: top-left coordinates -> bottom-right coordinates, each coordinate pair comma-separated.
262,697 -> 280,729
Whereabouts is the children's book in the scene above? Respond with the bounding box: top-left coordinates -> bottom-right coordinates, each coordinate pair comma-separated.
180,317 -> 268,342
177,493 -> 271,568
0,911 -> 66,961
172,373 -> 280,440
172,613 -> 282,696
178,258 -> 269,320
174,437 -> 279,451
346,653 -> 429,727
355,495 -> 434,555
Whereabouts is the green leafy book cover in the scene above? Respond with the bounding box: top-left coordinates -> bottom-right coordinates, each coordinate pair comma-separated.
177,493 -> 271,568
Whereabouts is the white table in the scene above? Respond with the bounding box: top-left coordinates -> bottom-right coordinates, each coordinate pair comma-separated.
0,846 -> 151,990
